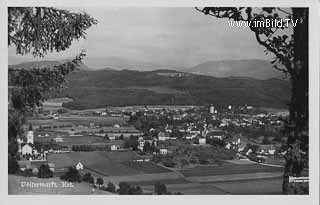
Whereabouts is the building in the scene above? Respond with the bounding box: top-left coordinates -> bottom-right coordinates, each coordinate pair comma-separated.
76,162 -> 84,170
159,148 -> 168,155
110,145 -> 119,151
158,132 -> 170,141
209,105 -> 215,114
259,145 -> 276,155
199,138 -> 206,145
21,144 -> 33,156
26,130 -> 34,144
54,137 -> 64,142
206,130 -> 225,140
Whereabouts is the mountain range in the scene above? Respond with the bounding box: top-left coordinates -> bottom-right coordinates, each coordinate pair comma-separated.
49,69 -> 290,110
9,57 -> 286,80
8,58 -> 290,109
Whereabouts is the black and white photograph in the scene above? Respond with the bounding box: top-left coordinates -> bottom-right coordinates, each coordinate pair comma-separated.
2,0 -> 319,202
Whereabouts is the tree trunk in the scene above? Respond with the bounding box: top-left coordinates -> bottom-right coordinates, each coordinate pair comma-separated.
282,8 -> 309,194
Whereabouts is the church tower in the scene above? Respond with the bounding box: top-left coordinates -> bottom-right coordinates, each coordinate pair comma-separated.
27,123 -> 34,144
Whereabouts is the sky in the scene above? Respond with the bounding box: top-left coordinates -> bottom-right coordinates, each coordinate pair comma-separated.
8,7 -> 278,68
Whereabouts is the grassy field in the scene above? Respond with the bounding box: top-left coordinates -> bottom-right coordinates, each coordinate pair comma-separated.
48,151 -> 173,177
181,163 -> 284,177
29,115 -> 126,128
140,177 -> 283,194
122,161 -> 172,173
48,151 -> 142,176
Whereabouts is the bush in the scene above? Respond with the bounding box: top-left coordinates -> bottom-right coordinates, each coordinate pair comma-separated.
154,182 -> 168,195
23,168 -> 34,177
82,172 -> 94,184
38,164 -> 53,178
118,182 -> 131,195
106,182 -> 116,193
60,167 -> 81,182
163,160 -> 175,168
117,182 -> 143,195
96,178 -> 104,187
8,156 -> 20,174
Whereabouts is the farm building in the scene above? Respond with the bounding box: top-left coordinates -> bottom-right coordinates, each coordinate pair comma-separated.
75,162 -> 84,170
159,148 -> 168,155
158,132 -> 170,141
199,138 -> 206,145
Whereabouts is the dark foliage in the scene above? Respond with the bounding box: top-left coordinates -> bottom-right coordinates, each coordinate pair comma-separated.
56,70 -> 290,110
60,167 -> 81,182
38,164 -> 53,178
8,156 -> 20,174
117,182 -> 143,195
82,172 -> 94,184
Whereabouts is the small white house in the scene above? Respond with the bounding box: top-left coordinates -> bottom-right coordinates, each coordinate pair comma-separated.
54,137 -> 64,142
159,148 -> 168,155
199,138 -> 206,145
76,162 -> 84,170
110,145 -> 119,151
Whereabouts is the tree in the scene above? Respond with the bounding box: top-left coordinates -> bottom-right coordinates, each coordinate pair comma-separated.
8,156 -> 20,174
196,7 -> 308,194
82,172 -> 94,184
106,182 -> 116,193
154,182 -> 168,195
38,164 -> 53,178
60,167 -> 81,182
8,7 -> 97,173
96,178 -> 104,187
118,182 -> 131,195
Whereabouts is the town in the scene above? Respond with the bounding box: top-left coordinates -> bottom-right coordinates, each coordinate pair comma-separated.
11,98 -> 288,194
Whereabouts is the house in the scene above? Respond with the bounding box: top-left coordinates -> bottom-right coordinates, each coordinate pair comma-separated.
206,130 -> 225,140
137,138 -> 145,151
259,144 -> 276,155
158,132 -> 170,141
159,148 -> 168,155
75,162 -> 84,170
185,133 -> 196,140
199,138 -> 206,145
110,145 -> 119,151
54,137 -> 64,142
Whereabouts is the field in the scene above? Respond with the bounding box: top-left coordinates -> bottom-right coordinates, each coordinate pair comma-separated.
48,151 -> 172,177
123,161 -> 172,173
29,115 -> 126,128
181,163 -> 284,177
140,177 -> 283,194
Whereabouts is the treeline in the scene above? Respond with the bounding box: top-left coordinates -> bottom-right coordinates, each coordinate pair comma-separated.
55,69 -> 290,110
71,144 -> 108,152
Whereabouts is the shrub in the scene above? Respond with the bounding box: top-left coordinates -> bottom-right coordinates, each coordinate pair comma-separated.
60,167 -> 81,182
23,168 -> 34,177
82,172 -> 94,184
38,164 -> 53,178
96,178 -> 104,187
8,156 -> 20,174
154,182 -> 168,195
106,182 -> 116,193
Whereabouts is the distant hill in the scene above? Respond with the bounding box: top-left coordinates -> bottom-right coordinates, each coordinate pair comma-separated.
9,57 -> 287,80
49,69 -> 290,110
9,60 -> 93,71
183,59 -> 286,80
82,56 -> 183,71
